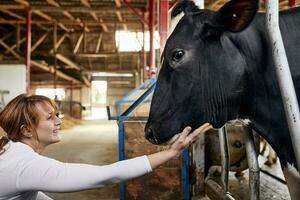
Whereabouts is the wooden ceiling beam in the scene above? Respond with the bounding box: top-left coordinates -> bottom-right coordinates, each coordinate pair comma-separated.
55,53 -> 81,71
0,39 -> 22,59
4,37 -> 26,54
14,0 -> 29,7
115,0 -> 121,8
14,0 -> 71,32
0,5 -> 143,12
95,32 -> 103,53
31,60 -> 82,84
0,19 -> 138,26
0,5 -> 26,10
31,32 -> 49,52
46,0 -> 88,31
73,33 -> 84,54
0,9 -> 24,20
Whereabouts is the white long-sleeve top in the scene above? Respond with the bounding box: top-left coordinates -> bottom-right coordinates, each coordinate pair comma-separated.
0,141 -> 152,200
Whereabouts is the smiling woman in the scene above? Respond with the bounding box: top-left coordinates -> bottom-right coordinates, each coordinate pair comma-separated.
0,94 -> 211,200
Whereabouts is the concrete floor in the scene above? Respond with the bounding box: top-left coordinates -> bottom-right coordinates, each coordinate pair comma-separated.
43,119 -> 119,200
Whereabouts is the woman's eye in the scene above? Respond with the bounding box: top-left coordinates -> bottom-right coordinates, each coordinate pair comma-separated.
172,50 -> 185,62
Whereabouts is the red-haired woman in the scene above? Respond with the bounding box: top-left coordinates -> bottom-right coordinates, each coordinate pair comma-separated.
0,94 -> 211,200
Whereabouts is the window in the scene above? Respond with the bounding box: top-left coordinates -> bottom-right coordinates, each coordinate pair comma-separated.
115,30 -> 160,52
35,88 -> 65,100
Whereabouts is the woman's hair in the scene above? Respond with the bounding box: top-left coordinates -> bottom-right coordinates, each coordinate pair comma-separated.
0,94 -> 56,154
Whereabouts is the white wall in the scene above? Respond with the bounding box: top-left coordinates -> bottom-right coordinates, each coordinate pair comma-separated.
0,64 -> 26,105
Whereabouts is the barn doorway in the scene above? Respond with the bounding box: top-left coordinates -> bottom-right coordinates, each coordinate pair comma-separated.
90,80 -> 107,119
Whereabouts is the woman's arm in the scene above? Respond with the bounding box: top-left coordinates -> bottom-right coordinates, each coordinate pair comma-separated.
17,155 -> 151,192
17,123 -> 211,193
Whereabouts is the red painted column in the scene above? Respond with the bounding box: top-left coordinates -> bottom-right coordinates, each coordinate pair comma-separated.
159,0 -> 168,54
149,0 -> 156,78
25,9 -> 32,94
289,0 -> 296,7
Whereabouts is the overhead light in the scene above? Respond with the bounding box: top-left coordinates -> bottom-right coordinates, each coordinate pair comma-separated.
92,72 -> 133,77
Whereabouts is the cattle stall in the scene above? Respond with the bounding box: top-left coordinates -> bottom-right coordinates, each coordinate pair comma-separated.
116,80 -> 190,199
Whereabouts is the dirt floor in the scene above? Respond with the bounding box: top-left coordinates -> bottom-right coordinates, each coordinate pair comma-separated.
43,119 -> 119,200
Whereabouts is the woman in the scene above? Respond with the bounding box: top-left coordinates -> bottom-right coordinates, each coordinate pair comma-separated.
0,94 -> 211,200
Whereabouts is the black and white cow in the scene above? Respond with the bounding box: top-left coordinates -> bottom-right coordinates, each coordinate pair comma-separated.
145,0 -> 300,198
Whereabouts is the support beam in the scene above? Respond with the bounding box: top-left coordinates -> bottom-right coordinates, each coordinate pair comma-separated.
16,23 -> 21,51
31,60 -> 81,84
0,39 -> 22,59
15,0 -> 29,6
55,33 -> 68,50
95,32 -> 103,53
159,0 -> 168,53
0,9 -> 24,20
5,37 -> 26,54
55,53 -> 81,70
81,75 -> 91,87
149,0 -> 156,77
0,5 -> 142,12
25,9 -> 31,94
73,33 -> 84,54
31,32 -> 49,52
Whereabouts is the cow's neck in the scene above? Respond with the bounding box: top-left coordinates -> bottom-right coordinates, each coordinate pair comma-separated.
229,8 -> 300,169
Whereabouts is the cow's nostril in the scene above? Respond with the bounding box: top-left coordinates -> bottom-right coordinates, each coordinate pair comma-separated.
145,126 -> 154,140
145,126 -> 158,144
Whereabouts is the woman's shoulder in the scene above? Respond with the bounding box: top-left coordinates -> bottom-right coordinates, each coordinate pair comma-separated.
0,141 -> 38,168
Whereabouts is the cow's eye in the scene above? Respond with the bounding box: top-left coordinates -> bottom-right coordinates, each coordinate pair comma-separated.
172,50 -> 185,62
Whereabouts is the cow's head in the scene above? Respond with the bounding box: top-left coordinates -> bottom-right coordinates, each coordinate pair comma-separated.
145,0 -> 259,144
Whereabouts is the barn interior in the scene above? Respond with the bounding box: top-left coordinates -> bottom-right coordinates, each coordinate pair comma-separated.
0,0 -> 298,199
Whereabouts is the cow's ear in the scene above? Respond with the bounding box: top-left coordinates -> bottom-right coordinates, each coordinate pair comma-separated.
209,0 -> 259,32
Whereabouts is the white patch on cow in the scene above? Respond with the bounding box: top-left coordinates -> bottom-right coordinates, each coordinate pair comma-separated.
168,10 -> 184,37
239,118 -> 251,125
283,163 -> 300,199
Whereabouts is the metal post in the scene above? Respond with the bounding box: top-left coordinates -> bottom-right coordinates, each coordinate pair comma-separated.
218,126 -> 230,193
159,0 -> 168,54
181,149 -> 190,200
266,0 -> 300,169
118,119 -> 125,200
149,0 -> 156,78
244,128 -> 260,200
25,9 -> 31,94
289,0 -> 296,7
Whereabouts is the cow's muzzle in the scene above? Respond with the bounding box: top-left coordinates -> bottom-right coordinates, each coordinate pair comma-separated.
145,124 -> 159,144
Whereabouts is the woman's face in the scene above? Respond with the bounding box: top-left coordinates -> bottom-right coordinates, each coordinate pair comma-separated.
35,103 -> 62,148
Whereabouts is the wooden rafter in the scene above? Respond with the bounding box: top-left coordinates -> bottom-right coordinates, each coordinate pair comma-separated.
14,0 -> 29,7
4,37 -> 26,54
55,33 -> 68,50
14,0 -> 70,32
79,0 -> 108,32
45,0 -> 89,31
73,33 -> 84,54
55,53 -> 81,71
114,0 -> 127,30
95,32 -> 103,53
0,19 -> 132,26
31,60 -> 82,84
0,39 -> 22,59
31,32 -> 49,52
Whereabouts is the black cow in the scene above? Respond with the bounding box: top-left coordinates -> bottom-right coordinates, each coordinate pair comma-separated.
145,0 -> 300,198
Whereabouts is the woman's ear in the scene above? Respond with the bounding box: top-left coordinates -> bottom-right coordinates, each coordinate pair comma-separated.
20,125 -> 33,138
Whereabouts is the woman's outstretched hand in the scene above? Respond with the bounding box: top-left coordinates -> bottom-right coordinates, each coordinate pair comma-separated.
169,123 -> 212,156
147,123 -> 212,169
